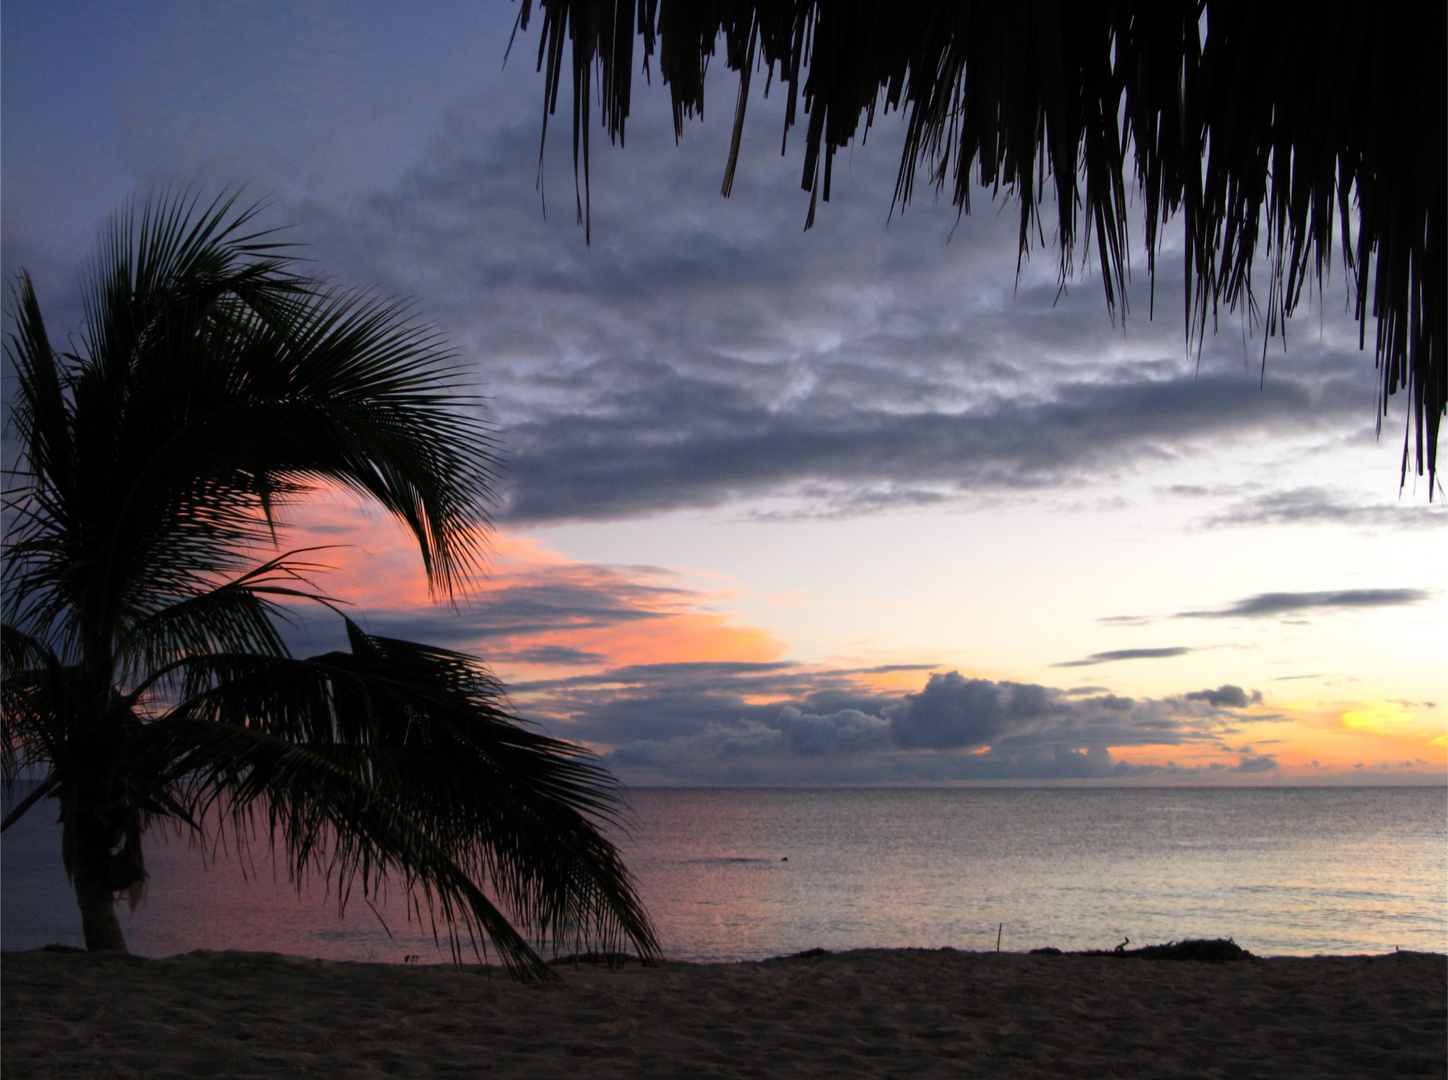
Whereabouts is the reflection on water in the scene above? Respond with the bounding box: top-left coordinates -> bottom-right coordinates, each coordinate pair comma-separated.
3,786 -> 1443,962
622,787 -> 1447,961
0,805 -> 461,964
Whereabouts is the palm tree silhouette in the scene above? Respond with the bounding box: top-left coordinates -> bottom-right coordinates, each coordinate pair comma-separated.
513,0 -> 1444,489
1,190 -> 658,979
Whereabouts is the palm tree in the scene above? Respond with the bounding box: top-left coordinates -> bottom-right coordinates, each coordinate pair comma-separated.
512,0 -> 1445,490
1,190 -> 658,979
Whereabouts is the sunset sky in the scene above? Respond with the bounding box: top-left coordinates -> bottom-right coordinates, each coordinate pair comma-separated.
4,2 -> 1443,785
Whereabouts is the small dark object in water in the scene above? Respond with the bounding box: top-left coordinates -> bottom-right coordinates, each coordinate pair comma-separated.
781,857 -> 788,861
1030,947 -> 1063,955
40,943 -> 85,954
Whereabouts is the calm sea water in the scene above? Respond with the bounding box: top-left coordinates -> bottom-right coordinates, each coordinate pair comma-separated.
3,786 -> 1443,962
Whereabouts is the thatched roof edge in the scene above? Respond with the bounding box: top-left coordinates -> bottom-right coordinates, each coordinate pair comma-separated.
515,0 -> 1445,490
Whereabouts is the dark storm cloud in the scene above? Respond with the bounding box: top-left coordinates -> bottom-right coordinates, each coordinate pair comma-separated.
516,664 -> 1274,784
1183,685 -> 1259,708
777,705 -> 894,757
274,99 -> 1383,526
5,20 -> 1400,534
1053,647 -> 1192,668
497,365 -> 1362,523
1230,754 -> 1280,774
1177,589 -> 1430,619
886,672 -> 1066,750
607,736 -> 1278,784
516,661 -> 902,746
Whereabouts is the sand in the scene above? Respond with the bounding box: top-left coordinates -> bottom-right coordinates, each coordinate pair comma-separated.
3,946 -> 1443,1078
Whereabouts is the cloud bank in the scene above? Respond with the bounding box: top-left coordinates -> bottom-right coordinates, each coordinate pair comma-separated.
277,99 -> 1389,527
512,664 -> 1280,785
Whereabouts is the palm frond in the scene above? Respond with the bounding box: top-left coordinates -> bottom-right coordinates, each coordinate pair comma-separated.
516,0 -> 1445,488
3,188 -> 645,968
115,550 -> 339,698
0,773 -> 60,832
1,626 -> 69,793
144,618 -> 657,978
3,189 -> 499,665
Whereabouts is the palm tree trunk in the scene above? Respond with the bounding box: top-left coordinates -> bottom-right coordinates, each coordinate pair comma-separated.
66,783 -> 129,952
73,856 -> 128,951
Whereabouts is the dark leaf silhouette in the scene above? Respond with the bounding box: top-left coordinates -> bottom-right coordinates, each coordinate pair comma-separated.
2,189 -> 658,979
514,1 -> 1444,489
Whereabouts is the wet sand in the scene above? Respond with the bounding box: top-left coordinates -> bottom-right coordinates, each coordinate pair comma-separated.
3,946 -> 1443,1078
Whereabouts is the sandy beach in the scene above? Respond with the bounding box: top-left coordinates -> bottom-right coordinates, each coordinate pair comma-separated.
3,946 -> 1443,1079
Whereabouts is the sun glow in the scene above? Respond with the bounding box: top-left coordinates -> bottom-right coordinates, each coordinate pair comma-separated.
1340,701 -> 1440,739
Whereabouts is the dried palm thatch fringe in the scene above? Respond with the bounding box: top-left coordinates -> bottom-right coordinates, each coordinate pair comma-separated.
512,1 -> 1445,491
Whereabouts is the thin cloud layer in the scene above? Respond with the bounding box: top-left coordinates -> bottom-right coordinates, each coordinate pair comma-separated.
1199,487 -> 1447,530
1054,647 -> 1193,668
1178,589 -> 1431,619
348,560 -> 781,670
1098,586 -> 1432,628
272,504 -> 784,672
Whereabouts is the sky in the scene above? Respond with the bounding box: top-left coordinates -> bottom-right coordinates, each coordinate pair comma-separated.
3,1 -> 1443,786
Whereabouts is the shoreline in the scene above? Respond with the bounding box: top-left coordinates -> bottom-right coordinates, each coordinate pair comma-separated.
5,946 -> 1444,1078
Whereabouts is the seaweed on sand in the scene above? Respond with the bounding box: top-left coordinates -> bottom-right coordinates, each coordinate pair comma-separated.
1031,938 -> 1254,962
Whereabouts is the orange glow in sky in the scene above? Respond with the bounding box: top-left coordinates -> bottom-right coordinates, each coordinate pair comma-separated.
261,491 -> 1447,785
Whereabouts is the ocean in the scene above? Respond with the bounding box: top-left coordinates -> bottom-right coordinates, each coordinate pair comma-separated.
3,786 -> 1443,962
